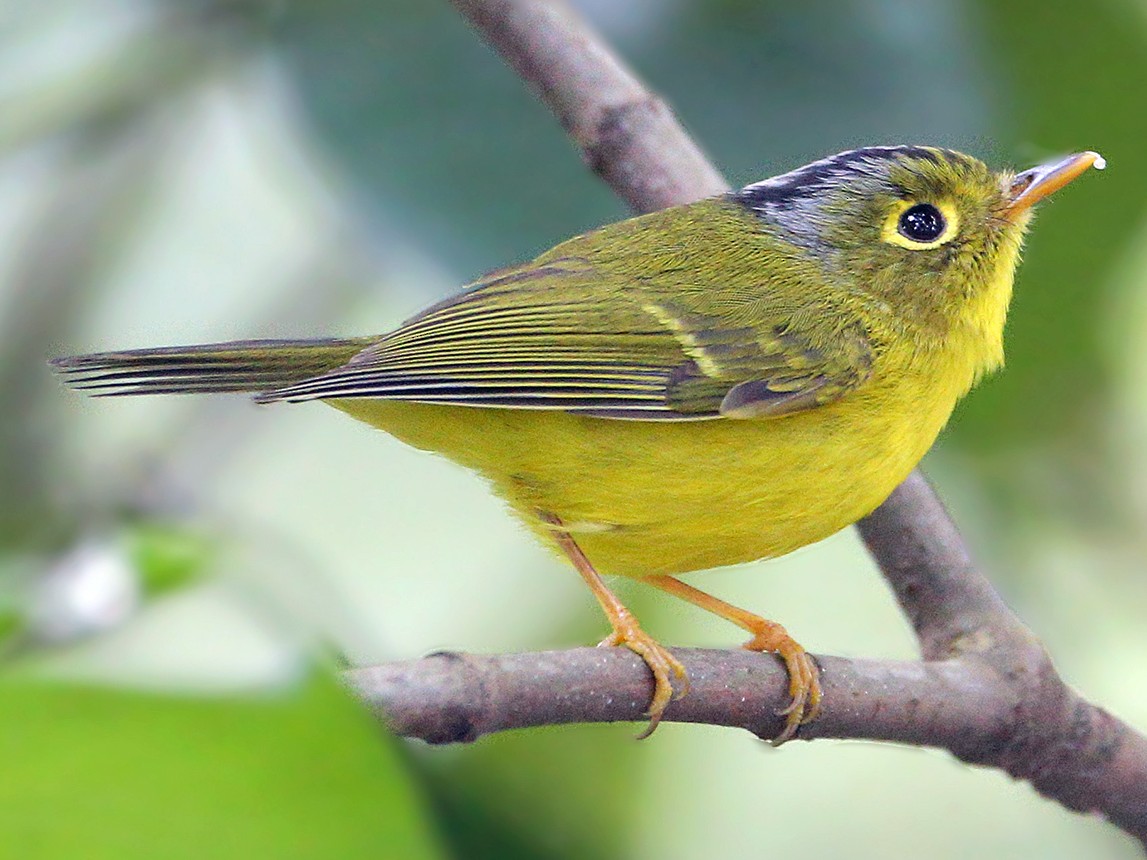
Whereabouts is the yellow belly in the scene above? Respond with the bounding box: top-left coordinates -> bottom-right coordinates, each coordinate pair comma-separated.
329,364 -> 960,578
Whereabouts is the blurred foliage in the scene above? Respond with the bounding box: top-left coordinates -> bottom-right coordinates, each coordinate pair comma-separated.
2,0 -> 1145,858
417,726 -> 644,860
126,521 -> 217,596
0,674 -> 444,859
957,0 -> 1147,511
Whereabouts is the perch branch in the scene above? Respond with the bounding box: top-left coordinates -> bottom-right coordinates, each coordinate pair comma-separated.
347,648 -> 1010,747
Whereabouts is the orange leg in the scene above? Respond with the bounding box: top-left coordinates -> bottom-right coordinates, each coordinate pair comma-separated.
544,516 -> 688,738
643,575 -> 821,744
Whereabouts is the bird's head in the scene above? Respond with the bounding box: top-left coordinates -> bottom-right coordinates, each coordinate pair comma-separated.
736,145 -> 1103,366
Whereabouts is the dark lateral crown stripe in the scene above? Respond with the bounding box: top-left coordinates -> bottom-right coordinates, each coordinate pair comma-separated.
734,145 -> 954,210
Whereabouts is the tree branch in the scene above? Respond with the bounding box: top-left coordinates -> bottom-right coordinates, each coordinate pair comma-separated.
344,0 -> 1147,846
450,0 -> 726,214
857,473 -> 1147,842
347,648 -> 1010,747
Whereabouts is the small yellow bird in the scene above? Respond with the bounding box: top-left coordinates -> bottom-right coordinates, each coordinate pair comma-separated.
52,146 -> 1103,741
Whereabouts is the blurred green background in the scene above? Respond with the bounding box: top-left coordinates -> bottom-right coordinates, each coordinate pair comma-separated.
2,0 -> 1146,857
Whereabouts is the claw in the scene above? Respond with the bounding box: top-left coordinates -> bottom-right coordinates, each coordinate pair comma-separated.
744,631 -> 821,745
599,613 -> 688,738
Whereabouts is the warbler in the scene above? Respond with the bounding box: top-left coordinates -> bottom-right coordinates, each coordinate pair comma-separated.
52,146 -> 1103,741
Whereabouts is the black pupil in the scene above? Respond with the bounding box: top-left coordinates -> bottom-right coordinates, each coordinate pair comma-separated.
898,204 -> 946,243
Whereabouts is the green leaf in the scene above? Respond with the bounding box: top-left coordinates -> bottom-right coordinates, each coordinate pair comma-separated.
0,673 -> 446,859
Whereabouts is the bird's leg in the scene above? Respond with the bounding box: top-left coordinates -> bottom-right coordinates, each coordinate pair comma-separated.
542,514 -> 688,738
642,574 -> 821,744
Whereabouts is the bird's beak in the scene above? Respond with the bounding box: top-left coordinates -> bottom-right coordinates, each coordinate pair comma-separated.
1004,151 -> 1105,218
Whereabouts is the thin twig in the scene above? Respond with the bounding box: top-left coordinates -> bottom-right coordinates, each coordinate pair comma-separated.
343,0 -> 1147,847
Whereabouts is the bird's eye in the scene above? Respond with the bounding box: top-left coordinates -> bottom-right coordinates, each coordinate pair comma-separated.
897,203 -> 946,244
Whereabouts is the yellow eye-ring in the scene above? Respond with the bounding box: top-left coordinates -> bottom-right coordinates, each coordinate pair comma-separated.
881,199 -> 960,250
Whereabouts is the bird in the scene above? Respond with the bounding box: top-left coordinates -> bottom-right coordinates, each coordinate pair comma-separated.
51,145 -> 1104,741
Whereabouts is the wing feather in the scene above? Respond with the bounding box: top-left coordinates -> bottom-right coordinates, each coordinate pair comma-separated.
256,259 -> 873,419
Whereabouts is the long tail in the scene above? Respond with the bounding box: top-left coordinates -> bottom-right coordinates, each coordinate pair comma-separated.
49,337 -> 377,397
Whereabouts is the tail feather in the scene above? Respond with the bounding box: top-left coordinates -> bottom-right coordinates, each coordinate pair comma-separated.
49,337 -> 377,397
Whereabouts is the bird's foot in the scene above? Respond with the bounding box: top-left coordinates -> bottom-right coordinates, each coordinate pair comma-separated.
599,612 -> 689,739
742,626 -> 821,745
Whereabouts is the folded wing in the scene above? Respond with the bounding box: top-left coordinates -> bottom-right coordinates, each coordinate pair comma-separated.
257,258 -> 874,421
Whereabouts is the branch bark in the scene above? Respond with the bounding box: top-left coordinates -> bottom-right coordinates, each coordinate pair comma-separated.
346,0 -> 1147,847
347,648 -> 1010,748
